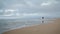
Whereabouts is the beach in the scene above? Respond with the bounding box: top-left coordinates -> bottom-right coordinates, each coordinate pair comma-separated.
3,19 -> 60,34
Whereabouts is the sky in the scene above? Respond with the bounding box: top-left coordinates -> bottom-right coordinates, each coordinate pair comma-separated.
0,0 -> 60,19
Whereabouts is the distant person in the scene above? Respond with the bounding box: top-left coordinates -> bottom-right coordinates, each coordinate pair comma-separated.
42,17 -> 44,23
42,17 -> 44,19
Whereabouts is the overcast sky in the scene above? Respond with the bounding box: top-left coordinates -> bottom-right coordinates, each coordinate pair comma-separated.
0,0 -> 60,19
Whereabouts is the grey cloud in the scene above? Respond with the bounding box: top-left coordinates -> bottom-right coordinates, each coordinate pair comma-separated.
0,0 -> 60,18
56,0 -> 60,1
0,0 -> 4,9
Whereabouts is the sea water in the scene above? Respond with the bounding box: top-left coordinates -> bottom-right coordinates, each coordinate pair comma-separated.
0,18 -> 55,34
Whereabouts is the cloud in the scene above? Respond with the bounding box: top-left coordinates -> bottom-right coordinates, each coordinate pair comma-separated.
3,14 -> 13,16
41,2 -> 51,6
25,1 -> 35,7
3,9 -> 17,16
0,0 -> 60,18
40,0 -> 59,7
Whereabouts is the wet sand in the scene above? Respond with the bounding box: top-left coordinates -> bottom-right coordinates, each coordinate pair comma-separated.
3,19 -> 60,34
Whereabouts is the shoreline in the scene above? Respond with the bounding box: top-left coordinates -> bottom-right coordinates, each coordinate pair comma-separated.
3,18 -> 60,34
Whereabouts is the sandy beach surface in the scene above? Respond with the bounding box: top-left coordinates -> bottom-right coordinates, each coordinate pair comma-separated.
3,19 -> 60,34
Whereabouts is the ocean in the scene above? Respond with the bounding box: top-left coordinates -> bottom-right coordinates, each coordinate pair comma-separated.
0,18 -> 55,34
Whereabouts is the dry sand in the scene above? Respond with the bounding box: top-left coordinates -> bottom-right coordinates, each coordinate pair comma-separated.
3,19 -> 60,34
